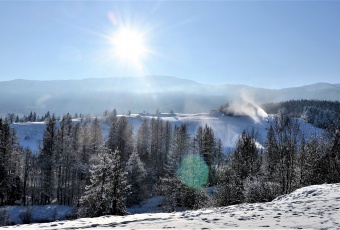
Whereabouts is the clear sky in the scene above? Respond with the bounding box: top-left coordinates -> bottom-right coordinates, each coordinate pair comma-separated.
0,1 -> 340,89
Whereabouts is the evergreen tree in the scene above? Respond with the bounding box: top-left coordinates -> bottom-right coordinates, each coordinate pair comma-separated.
231,129 -> 261,181
0,118 -> 21,205
324,131 -> 340,183
74,121 -> 92,207
194,124 -> 224,185
90,117 -> 103,156
298,136 -> 324,186
272,108 -> 300,193
39,115 -> 57,205
150,117 -> 171,181
21,148 -> 33,206
56,114 -> 76,205
221,129 -> 261,203
136,118 -> 150,164
79,148 -> 130,217
125,148 -> 147,206
107,116 -> 133,165
264,125 -> 279,181
215,163 -> 243,206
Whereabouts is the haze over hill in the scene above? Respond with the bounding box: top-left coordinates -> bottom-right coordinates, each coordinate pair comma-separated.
0,76 -> 339,116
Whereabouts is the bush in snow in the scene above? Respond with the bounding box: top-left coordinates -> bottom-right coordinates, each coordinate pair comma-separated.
243,176 -> 281,203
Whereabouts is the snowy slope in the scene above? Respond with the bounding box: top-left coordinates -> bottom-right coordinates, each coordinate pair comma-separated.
11,122 -> 46,153
4,183 -> 340,229
11,113 -> 324,152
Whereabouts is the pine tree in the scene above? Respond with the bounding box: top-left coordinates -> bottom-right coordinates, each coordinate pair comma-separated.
125,148 -> 147,206
21,148 -> 33,206
0,118 -> 21,205
298,136 -> 324,186
39,115 -> 57,205
90,117 -> 103,156
272,108 -> 300,193
74,121 -> 92,207
264,125 -> 279,181
326,131 -> 340,183
232,129 -> 261,181
107,116 -> 133,165
194,125 -> 224,185
79,148 -> 130,217
159,142 -> 181,212
223,129 -> 261,203
149,117 -> 170,181
136,118 -> 150,164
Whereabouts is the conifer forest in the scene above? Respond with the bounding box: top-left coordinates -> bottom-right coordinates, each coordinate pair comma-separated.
1,100 -> 340,222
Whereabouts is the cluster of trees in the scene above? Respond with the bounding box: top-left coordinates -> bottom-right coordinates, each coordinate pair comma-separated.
1,107 -> 340,222
0,110 -> 223,217
262,100 -> 340,133
215,108 -> 340,206
5,111 -> 82,123
0,119 -> 22,205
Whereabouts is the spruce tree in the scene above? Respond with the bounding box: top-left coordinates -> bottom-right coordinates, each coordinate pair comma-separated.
0,118 -> 21,205
136,118 -> 150,164
79,148 -> 130,217
125,148 -> 147,206
39,115 -> 57,205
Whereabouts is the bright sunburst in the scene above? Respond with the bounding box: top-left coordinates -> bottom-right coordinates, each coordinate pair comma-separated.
111,27 -> 148,68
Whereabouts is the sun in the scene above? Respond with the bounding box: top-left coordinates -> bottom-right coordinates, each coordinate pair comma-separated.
111,27 -> 148,67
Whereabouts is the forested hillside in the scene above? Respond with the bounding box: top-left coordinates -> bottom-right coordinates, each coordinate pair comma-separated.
1,108 -> 340,225
262,100 -> 340,133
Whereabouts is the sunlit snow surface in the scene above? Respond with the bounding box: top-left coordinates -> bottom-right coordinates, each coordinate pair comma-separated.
4,183 -> 340,229
11,113 -> 325,153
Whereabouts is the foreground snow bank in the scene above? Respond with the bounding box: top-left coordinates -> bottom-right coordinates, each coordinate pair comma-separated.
4,183 -> 340,229
1,205 -> 74,226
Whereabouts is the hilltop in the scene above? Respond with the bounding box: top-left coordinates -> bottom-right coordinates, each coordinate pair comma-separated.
1,76 -> 339,116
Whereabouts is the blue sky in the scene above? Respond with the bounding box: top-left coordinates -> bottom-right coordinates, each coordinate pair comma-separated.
0,1 -> 340,89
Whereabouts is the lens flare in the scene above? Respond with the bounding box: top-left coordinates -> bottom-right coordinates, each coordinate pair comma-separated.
178,154 -> 209,189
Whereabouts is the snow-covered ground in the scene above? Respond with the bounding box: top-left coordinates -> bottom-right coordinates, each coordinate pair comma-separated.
1,205 -> 74,226
11,113 -> 324,152
3,183 -> 340,229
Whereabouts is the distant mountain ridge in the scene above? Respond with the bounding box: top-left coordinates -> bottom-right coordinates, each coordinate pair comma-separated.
0,76 -> 339,116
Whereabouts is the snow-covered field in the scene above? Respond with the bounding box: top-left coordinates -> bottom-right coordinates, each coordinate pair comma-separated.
11,113 -> 324,152
3,183 -> 340,229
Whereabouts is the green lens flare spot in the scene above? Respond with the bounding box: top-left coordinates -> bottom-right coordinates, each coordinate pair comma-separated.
178,154 -> 209,189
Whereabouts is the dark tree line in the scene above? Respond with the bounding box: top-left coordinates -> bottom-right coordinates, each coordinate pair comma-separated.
5,111 -> 82,123
262,100 -> 340,133
1,107 -> 340,221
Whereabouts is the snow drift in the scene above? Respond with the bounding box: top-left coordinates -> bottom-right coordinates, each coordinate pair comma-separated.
5,183 -> 340,229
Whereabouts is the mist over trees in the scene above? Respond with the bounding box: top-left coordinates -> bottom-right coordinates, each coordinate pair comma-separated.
0,103 -> 340,224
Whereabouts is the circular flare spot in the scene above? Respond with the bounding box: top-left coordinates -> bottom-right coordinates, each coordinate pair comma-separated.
178,154 -> 209,189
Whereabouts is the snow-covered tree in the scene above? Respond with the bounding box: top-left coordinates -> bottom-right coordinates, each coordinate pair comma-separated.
107,116 -> 133,165
125,148 -> 147,206
264,125 -> 279,181
136,118 -> 150,164
39,115 -> 57,205
79,148 -> 130,217
272,109 -> 300,194
90,117 -> 103,156
0,118 -> 21,206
